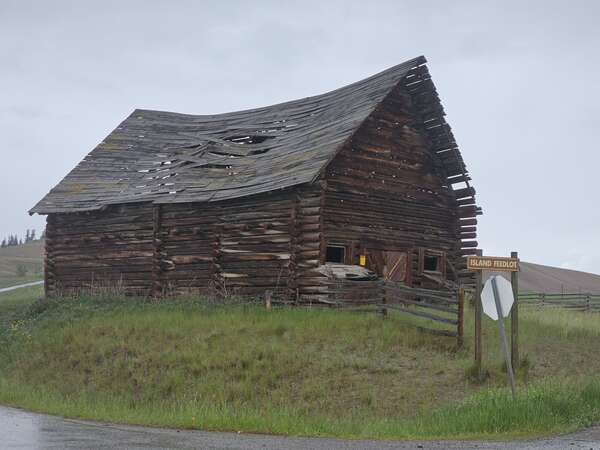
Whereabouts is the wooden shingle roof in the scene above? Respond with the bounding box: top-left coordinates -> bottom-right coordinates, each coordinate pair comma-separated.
31,56 -> 477,215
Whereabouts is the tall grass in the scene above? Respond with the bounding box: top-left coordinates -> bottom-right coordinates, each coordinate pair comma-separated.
1,376 -> 599,439
520,305 -> 600,338
1,288 -> 600,439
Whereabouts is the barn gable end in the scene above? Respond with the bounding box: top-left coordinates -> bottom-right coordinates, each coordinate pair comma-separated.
320,89 -> 460,287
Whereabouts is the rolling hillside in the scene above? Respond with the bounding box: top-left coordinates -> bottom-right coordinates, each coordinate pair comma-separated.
0,240 -> 44,288
488,262 -> 600,294
519,262 -> 600,293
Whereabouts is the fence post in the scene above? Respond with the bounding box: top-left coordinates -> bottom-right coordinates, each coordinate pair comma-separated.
510,251 -> 519,370
382,282 -> 388,317
457,287 -> 465,348
587,294 -> 591,312
265,290 -> 272,310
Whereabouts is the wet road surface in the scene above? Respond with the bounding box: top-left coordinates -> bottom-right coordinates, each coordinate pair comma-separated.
0,281 -> 43,294
1,405 -> 600,449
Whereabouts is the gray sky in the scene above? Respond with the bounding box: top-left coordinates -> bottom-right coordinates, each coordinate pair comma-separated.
1,0 -> 599,273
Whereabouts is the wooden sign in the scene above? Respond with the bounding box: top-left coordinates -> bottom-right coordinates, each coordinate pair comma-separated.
467,255 -> 519,272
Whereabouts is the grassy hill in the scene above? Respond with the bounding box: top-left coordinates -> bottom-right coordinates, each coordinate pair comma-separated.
1,287 -> 600,439
0,240 -> 44,288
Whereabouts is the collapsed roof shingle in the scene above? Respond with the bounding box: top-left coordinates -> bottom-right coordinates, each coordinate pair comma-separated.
30,56 -> 474,214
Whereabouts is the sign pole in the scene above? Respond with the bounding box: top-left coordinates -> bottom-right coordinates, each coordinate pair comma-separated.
491,276 -> 517,399
474,276 -> 483,376
510,251 -> 519,370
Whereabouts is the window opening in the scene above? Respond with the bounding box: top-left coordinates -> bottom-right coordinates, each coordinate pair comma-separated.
326,245 -> 346,263
424,255 -> 441,272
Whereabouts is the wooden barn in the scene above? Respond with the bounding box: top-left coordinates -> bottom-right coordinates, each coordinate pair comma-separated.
30,56 -> 481,304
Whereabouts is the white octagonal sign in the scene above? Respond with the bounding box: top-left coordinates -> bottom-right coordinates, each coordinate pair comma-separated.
481,275 -> 514,321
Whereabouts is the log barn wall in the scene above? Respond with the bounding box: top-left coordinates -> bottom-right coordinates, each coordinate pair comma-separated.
321,84 -> 461,288
45,190 -> 325,299
45,203 -> 155,296
158,193 -> 294,297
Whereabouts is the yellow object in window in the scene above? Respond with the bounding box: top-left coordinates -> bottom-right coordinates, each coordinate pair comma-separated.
359,255 -> 366,266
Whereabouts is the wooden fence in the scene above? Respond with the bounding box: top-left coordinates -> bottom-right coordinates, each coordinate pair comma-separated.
384,282 -> 464,344
323,278 -> 464,345
519,292 -> 600,312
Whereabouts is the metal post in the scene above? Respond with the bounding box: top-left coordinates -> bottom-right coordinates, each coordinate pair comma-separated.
491,276 -> 517,399
510,251 -> 519,369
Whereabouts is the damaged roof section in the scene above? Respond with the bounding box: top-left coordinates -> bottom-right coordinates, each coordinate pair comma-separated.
30,55 -> 476,215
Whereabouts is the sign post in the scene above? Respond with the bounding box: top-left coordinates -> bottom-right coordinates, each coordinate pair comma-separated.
510,251 -> 519,369
487,275 -> 517,399
467,253 -> 520,392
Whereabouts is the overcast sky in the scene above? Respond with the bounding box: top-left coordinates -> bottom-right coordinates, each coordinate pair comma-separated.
1,0 -> 599,274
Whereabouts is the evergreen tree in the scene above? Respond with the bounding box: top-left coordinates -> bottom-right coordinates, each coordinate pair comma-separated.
1,238 -> 5,248
25,229 -> 30,242
31,229 -> 36,241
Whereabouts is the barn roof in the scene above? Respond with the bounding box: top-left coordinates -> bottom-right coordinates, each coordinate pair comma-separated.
31,55 -> 476,214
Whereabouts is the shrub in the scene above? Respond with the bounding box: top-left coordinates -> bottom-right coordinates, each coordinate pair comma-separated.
15,265 -> 28,277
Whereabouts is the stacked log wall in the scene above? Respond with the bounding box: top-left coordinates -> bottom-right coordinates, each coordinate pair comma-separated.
210,193 -> 293,298
46,203 -> 155,296
291,183 -> 328,304
322,85 -> 462,288
45,191 -> 299,299
158,202 -> 217,295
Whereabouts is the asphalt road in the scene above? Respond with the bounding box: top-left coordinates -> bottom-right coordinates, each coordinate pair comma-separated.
0,280 -> 43,294
1,405 -> 600,450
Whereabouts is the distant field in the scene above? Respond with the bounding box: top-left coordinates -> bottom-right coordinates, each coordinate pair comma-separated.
0,240 -> 44,288
1,287 -> 600,439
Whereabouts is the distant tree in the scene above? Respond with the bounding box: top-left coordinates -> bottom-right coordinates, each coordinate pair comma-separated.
18,238 -> 22,246
30,229 -> 36,241
25,229 -> 30,242
1,238 -> 5,248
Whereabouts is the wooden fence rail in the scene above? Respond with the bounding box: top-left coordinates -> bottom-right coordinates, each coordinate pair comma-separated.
519,292 -> 600,312
323,278 -> 464,345
384,282 -> 464,345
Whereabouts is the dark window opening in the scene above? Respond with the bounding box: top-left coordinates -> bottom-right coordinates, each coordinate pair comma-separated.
424,255 -> 441,272
326,245 -> 346,263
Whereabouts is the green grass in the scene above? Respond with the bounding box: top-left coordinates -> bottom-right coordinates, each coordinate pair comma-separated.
1,287 -> 600,439
0,240 -> 44,288
0,286 -> 43,326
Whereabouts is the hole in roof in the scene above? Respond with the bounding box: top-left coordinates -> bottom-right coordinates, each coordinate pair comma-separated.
248,148 -> 271,155
200,164 -> 231,169
224,135 -> 275,145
